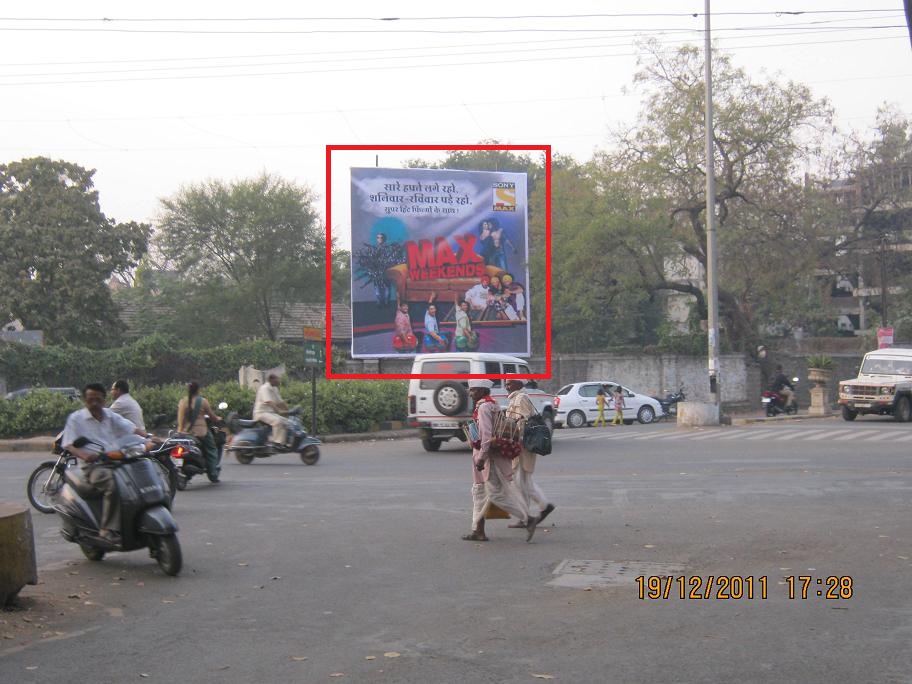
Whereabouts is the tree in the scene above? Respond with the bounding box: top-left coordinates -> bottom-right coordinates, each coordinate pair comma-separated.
0,157 -> 150,345
827,107 -> 912,334
154,174 -> 325,342
597,40 -> 834,350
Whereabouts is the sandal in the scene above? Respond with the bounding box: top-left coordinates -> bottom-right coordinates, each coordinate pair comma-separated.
461,533 -> 489,542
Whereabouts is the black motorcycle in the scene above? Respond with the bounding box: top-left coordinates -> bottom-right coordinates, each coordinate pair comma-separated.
226,406 -> 320,465
652,385 -> 686,419
53,438 -> 182,576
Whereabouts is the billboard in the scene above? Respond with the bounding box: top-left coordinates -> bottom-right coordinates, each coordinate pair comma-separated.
349,167 -> 530,358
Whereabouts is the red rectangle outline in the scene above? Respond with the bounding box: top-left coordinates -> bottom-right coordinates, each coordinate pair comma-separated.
325,144 -> 551,380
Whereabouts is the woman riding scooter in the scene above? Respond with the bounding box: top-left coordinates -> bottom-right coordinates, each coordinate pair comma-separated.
177,381 -> 223,483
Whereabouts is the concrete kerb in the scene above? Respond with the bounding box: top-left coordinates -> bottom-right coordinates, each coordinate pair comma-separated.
0,429 -> 424,453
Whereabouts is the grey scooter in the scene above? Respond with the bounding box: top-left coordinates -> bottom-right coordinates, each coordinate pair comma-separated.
53,438 -> 182,576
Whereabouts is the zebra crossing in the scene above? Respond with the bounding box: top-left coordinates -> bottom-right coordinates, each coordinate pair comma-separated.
554,423 -> 912,444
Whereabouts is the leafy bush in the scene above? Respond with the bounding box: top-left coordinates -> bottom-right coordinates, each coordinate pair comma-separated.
805,354 -> 835,370
0,380 -> 407,439
0,335 -> 320,389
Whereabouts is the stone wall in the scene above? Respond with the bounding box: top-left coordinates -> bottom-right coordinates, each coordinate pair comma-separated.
342,348 -> 870,410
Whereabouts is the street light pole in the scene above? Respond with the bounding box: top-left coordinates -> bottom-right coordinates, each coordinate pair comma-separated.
704,0 -> 721,408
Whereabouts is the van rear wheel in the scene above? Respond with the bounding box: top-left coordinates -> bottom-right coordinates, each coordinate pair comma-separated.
422,437 -> 443,452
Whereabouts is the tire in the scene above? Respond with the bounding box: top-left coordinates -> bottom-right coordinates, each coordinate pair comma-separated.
433,381 -> 468,416
841,405 -> 858,421
637,406 -> 656,424
422,437 -> 442,452
893,395 -> 911,422
299,445 -> 320,465
566,410 -> 587,428
27,461 -> 63,514
232,441 -> 255,465
766,406 -> 775,417
152,534 -> 182,576
80,543 -> 106,562
175,473 -> 188,491
541,410 -> 555,434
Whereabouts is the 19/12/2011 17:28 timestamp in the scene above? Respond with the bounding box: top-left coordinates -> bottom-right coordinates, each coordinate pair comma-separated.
636,575 -> 854,600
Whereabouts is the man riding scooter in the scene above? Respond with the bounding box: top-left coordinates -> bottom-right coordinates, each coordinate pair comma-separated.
254,373 -> 293,448
770,364 -> 796,409
62,383 -> 157,546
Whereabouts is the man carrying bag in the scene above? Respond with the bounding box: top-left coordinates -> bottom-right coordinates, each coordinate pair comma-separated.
504,377 -> 555,529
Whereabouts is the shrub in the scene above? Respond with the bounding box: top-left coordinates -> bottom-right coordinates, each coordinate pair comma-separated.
0,380 -> 408,439
806,354 -> 835,370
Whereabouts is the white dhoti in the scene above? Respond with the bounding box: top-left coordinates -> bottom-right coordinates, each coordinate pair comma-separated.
471,462 -> 529,528
515,467 -> 548,516
254,411 -> 290,445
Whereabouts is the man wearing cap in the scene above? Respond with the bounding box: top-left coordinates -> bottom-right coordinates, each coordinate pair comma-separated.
463,378 -> 539,542
504,377 -> 555,529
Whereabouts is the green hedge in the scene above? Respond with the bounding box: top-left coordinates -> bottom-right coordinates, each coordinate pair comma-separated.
0,334 -> 318,389
0,381 -> 408,439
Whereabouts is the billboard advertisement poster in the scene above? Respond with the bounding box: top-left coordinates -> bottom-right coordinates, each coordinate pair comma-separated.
349,167 -> 530,359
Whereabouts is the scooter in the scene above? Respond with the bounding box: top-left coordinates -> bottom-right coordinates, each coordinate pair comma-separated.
652,385 -> 686,419
226,406 -> 321,465
53,438 -> 182,575
761,378 -> 800,417
169,405 -> 228,489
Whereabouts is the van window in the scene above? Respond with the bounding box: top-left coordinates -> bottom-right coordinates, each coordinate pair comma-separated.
419,360 -> 471,390
484,362 -> 502,387
503,363 -> 518,375
518,365 -> 530,375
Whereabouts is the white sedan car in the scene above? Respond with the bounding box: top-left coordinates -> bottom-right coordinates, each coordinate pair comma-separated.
554,381 -> 663,427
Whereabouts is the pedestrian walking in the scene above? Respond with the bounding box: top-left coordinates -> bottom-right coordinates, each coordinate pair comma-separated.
462,379 -> 540,543
594,385 -> 608,427
504,377 -> 555,529
611,385 -> 626,425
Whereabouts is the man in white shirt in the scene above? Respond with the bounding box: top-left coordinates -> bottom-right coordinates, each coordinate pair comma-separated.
62,383 -> 151,544
253,374 -> 291,446
109,379 -> 145,431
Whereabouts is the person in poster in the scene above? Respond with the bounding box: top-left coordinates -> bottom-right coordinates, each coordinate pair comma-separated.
349,167 -> 530,358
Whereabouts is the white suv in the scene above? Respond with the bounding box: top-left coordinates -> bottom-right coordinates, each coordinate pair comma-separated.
838,348 -> 912,422
407,353 -> 555,452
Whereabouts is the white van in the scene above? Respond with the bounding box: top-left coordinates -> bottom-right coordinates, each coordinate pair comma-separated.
407,352 -> 555,452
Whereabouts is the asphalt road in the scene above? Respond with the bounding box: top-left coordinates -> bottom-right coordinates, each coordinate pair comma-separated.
1,416 -> 910,683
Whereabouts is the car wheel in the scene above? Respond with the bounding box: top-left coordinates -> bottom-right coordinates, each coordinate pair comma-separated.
637,406 -> 656,424
841,405 -> 857,421
894,395 -> 911,422
433,381 -> 468,416
541,410 -> 555,434
566,410 -> 587,428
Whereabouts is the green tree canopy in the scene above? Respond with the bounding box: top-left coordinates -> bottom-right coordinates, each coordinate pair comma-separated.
0,157 -> 149,345
154,173 -> 325,342
598,40 -> 834,350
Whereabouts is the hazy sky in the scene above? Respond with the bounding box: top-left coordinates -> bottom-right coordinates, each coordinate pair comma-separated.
2,1 -> 909,250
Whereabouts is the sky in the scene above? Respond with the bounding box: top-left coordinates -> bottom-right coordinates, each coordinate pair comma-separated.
1,1 -> 909,251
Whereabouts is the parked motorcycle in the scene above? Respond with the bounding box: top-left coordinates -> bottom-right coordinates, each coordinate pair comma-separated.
652,385 -> 686,419
762,378 -> 800,416
226,406 -> 321,465
53,438 -> 182,575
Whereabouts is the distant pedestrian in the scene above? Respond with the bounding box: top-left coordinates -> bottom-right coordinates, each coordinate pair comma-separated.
611,385 -> 625,425
594,385 -> 608,427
